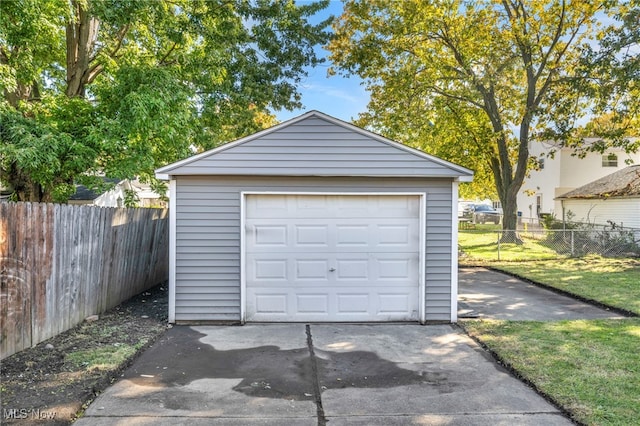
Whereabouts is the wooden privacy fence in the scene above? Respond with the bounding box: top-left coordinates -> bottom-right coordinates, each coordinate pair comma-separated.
0,202 -> 169,359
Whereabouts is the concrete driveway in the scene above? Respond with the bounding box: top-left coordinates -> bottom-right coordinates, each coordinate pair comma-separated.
75,324 -> 571,425
458,267 -> 623,320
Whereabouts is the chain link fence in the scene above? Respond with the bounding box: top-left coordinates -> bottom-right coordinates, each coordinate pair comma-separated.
459,227 -> 640,261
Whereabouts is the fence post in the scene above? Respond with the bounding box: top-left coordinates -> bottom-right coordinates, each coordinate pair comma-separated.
497,231 -> 501,261
571,230 -> 574,256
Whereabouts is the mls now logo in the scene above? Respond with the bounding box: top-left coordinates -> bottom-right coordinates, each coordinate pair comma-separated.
3,409 -> 57,420
3,409 -> 29,419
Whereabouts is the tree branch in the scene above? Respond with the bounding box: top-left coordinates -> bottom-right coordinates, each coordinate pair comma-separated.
430,86 -> 485,109
158,42 -> 178,66
110,24 -> 130,57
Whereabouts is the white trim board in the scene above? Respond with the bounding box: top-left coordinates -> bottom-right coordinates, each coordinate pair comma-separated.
240,192 -> 247,324
168,179 -> 177,323
450,181 -> 459,323
240,191 -> 427,323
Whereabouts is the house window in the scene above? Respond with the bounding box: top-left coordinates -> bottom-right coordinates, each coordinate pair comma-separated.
538,158 -> 545,169
602,153 -> 618,167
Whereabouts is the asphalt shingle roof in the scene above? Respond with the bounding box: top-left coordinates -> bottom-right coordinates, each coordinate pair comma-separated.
68,178 -> 122,201
558,165 -> 640,199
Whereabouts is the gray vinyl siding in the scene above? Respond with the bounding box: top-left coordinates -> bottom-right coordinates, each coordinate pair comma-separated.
166,117 -> 464,178
173,175 -> 453,322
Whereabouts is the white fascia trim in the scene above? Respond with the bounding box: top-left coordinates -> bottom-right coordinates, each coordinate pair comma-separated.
241,191 -> 427,324
168,179 -> 177,323
456,175 -> 474,183
419,193 -> 426,324
155,173 -> 170,181
240,193 -> 247,325
450,181 -> 459,323
242,190 -> 428,196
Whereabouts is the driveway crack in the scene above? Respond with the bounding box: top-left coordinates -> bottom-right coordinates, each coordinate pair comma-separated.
305,324 -> 327,426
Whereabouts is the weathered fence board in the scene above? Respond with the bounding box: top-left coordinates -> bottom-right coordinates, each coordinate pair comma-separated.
0,202 -> 169,359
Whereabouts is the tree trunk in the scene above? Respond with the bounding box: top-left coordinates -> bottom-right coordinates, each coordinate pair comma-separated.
7,163 -> 48,202
501,195 -> 518,230
65,0 -> 100,98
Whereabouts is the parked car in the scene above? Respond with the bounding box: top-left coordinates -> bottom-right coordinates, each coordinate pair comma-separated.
463,204 -> 501,224
457,201 -> 475,218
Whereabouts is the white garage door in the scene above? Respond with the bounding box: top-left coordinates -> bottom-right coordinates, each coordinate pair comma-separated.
244,194 -> 422,322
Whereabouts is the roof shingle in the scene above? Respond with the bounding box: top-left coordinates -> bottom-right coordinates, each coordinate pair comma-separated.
558,165 -> 640,199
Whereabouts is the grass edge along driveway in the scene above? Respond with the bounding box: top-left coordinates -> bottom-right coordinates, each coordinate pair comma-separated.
491,256 -> 640,316
462,319 -> 640,426
459,256 -> 640,425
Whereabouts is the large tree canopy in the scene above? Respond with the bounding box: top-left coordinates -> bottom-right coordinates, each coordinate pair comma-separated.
328,0 -> 638,231
569,1 -> 640,153
1,0 -> 331,202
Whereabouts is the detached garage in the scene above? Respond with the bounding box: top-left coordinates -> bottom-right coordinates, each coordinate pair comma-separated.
156,111 -> 473,324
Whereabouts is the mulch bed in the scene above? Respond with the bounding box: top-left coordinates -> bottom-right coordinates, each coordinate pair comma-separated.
1,283 -> 169,425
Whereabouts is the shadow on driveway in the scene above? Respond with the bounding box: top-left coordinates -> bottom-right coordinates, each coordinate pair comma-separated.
75,324 -> 572,425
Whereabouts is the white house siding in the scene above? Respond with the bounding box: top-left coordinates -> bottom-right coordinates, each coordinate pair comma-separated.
518,142 -> 640,220
173,176 -> 454,322
562,198 -> 640,229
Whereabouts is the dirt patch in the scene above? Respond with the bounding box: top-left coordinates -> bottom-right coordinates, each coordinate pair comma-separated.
1,283 -> 169,425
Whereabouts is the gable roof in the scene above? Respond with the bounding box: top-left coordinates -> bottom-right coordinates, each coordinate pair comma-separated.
155,110 -> 473,181
557,165 -> 640,199
68,178 -> 123,201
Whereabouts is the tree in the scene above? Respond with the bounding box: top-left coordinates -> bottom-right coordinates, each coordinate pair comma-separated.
328,0 -> 630,233
1,0 -> 331,202
566,1 -> 640,154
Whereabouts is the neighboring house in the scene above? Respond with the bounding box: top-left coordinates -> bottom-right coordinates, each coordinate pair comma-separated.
68,178 -> 167,208
556,165 -> 640,229
517,139 -> 640,221
155,111 -> 473,324
0,183 -> 11,201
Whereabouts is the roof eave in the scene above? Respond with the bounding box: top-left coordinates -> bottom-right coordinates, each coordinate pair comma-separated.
155,172 -> 471,181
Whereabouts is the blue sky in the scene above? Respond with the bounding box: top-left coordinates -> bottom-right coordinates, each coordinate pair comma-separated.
273,1 -> 369,123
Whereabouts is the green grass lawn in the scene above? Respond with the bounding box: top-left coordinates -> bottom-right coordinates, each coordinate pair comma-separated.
459,226 -> 561,261
458,232 -> 640,424
492,256 -> 640,315
463,319 -> 640,426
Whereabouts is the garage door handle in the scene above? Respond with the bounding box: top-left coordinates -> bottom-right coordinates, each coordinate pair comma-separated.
329,268 -> 336,272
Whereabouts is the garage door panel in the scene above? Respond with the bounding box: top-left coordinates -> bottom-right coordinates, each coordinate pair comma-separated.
337,294 -> 369,314
295,195 -> 329,211
248,220 -> 419,252
253,259 -> 288,281
254,294 -> 288,314
295,225 -> 329,246
377,259 -> 411,279
296,294 -> 329,313
247,289 -> 419,321
253,225 -> 288,246
245,194 -> 421,322
336,224 -> 370,246
377,294 -> 412,314
376,224 -> 410,246
296,259 -> 330,280
336,259 -> 369,280
252,195 -> 290,215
